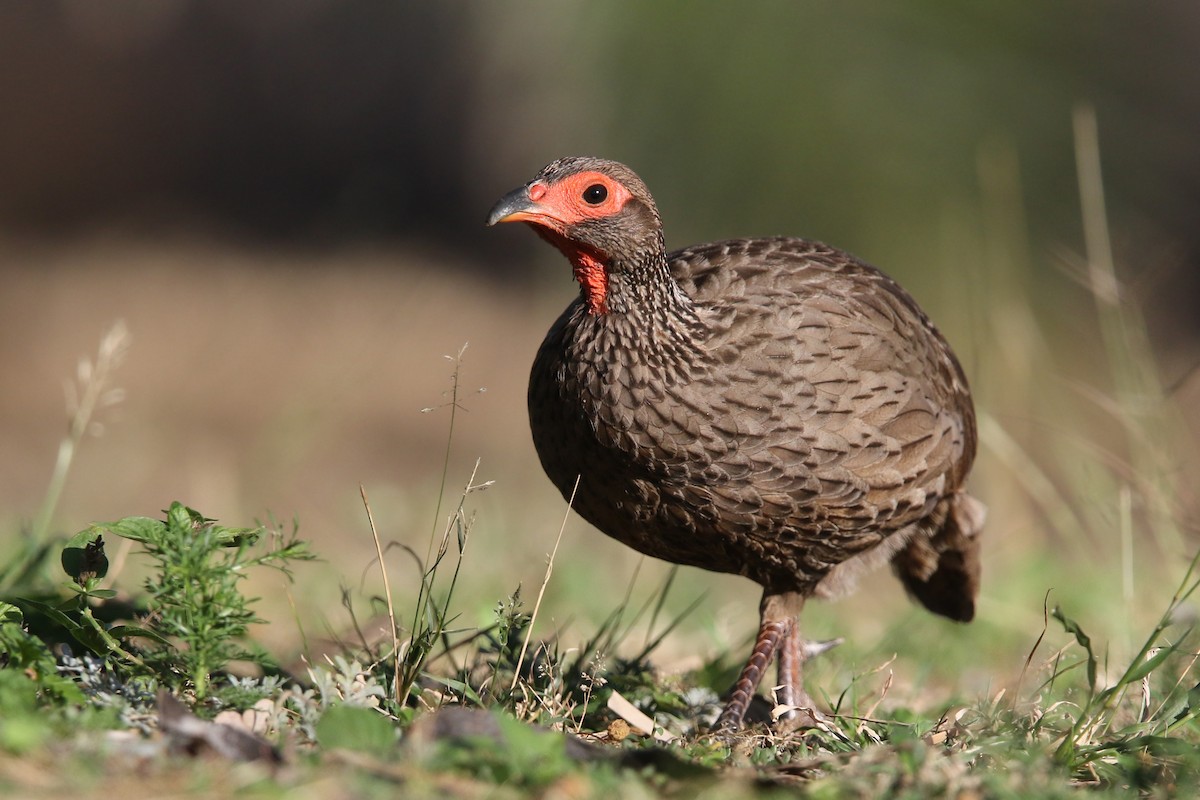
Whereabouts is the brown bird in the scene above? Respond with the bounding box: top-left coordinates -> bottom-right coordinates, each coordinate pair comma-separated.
487,157 -> 984,731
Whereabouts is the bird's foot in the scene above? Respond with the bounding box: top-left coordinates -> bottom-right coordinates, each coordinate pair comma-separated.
770,686 -> 826,731
711,634 -> 840,735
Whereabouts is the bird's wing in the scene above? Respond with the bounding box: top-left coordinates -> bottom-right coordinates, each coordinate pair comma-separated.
665,237 -> 975,535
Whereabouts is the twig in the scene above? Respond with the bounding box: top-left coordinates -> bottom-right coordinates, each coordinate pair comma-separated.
360,485 -> 402,704
1015,589 -> 1053,709
423,344 -> 470,567
511,475 -> 579,694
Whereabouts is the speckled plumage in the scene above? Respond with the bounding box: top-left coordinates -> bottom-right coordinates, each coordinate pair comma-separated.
491,157 -> 984,730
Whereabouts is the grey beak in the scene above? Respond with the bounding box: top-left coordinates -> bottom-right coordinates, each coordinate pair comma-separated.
486,186 -> 537,227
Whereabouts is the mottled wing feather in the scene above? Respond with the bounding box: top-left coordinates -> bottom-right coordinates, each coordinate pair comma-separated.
665,238 -> 974,565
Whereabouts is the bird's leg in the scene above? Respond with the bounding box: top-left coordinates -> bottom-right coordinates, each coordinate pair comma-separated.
773,615 -> 823,728
714,620 -> 787,731
774,618 -> 802,711
714,591 -> 805,731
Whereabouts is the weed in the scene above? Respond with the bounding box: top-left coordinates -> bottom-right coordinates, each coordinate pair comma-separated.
1,321 -> 129,596
115,503 -> 313,698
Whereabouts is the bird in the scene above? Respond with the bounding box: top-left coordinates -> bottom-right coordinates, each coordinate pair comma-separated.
486,156 -> 984,731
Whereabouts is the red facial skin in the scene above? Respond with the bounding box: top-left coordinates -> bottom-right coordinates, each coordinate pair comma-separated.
502,171 -> 634,315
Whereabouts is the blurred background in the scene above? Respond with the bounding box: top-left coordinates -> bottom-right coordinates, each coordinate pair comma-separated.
2,1 -> 1197,693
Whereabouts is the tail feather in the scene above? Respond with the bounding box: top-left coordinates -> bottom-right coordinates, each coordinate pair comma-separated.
892,492 -> 985,622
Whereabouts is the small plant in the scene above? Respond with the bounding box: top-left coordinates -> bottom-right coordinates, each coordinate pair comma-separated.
477,587 -> 532,697
1044,553 -> 1200,780
0,602 -> 85,706
126,502 -> 311,699
61,502 -> 314,700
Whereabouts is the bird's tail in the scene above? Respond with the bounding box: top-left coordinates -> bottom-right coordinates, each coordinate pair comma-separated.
892,492 -> 986,622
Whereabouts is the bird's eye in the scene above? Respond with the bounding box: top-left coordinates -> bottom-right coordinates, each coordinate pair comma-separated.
583,183 -> 608,205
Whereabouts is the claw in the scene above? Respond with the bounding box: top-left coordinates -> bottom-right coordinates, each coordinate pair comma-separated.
801,637 -> 843,659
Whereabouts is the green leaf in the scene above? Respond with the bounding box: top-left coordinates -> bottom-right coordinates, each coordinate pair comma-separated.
55,594 -> 84,612
1121,644 -> 1177,686
212,526 -> 262,547
69,624 -> 114,655
422,673 -> 485,706
64,584 -> 117,600
18,598 -> 83,634
0,602 -> 22,625
1052,605 -> 1097,692
316,704 -> 397,755
1112,734 -> 1198,757
77,517 -> 163,545
107,624 -> 172,646
166,501 -> 204,533
60,529 -> 109,580
0,672 -> 53,753
162,502 -> 261,547
494,713 -> 573,785
0,621 -> 53,672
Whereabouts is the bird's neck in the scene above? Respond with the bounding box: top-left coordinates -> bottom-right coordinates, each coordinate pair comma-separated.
578,247 -> 705,378
601,238 -> 693,318
548,229 -> 702,361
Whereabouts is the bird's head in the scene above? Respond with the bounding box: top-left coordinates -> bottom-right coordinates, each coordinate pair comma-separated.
487,157 -> 664,315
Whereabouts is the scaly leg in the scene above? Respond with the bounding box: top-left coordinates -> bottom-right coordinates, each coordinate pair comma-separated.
714,618 -> 788,731
774,615 -> 823,728
714,591 -> 808,731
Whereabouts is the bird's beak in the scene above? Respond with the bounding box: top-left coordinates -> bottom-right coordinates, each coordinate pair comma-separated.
486,186 -> 541,227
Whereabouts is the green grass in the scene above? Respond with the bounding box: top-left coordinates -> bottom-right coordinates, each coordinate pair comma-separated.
2,113 -> 1198,798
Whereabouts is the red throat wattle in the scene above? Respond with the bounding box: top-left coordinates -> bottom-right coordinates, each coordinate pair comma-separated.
534,227 -> 609,315
568,246 -> 609,316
